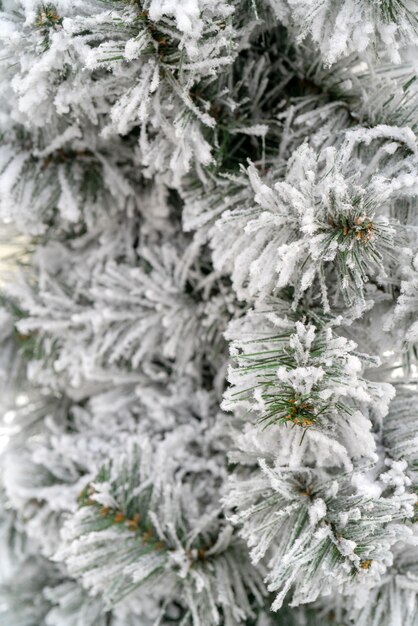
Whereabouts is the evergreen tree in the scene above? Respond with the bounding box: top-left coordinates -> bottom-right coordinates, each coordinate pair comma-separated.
1,1 -> 418,625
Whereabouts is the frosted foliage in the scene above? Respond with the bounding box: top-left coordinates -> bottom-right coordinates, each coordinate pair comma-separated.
349,544 -> 418,626
1,0 -> 418,625
0,556 -> 53,626
268,0 -> 418,64
43,582 -> 111,626
0,0 -> 240,187
1,382 -> 226,559
210,129 -> 417,308
225,460 -> 415,610
147,0 -> 234,52
5,230 -> 233,390
392,252 -> 418,345
224,311 -> 394,436
57,431 -> 265,625
0,134 -> 138,234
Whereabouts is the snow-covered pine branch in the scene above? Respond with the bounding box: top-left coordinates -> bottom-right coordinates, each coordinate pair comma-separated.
1,1 -> 418,625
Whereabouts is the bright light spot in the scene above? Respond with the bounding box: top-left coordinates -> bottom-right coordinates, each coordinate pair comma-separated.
3,411 -> 15,424
16,394 -> 29,407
